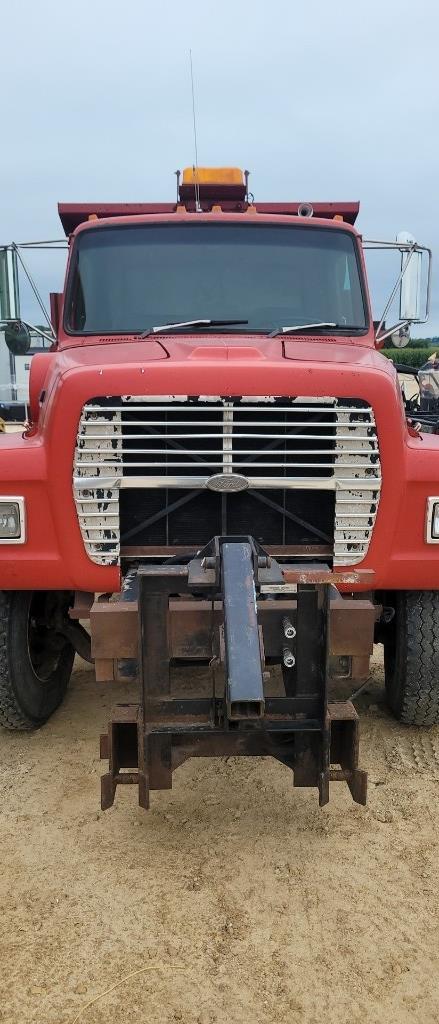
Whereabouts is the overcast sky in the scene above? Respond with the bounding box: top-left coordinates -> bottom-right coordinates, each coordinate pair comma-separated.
1,0 -> 438,334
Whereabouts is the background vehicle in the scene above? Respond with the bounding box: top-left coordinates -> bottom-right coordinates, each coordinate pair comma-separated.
0,167 -> 435,810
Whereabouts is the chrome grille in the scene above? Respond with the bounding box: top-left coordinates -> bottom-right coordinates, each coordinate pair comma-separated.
73,396 -> 381,566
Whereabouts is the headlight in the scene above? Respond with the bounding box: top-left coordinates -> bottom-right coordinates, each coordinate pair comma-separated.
0,498 -> 26,543
426,497 -> 439,543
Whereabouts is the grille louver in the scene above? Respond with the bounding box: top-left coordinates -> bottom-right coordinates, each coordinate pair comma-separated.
73,396 -> 381,566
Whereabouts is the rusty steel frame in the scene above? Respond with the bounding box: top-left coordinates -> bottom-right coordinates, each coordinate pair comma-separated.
90,592 -> 376,672
100,539 -> 368,811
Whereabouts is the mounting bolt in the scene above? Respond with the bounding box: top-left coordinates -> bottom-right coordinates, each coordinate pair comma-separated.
282,617 -> 296,640
283,647 -> 295,669
201,556 -> 216,571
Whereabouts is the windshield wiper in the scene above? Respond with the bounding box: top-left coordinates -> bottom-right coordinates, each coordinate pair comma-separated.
269,322 -> 337,338
142,319 -> 248,338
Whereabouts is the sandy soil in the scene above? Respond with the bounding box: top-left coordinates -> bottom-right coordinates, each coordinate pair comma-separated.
1,651 -> 439,1024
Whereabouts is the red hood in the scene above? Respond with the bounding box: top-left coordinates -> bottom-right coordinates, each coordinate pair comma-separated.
37,334 -> 400,451
5,331 -> 439,597
44,333 -> 395,391
33,336 -> 398,442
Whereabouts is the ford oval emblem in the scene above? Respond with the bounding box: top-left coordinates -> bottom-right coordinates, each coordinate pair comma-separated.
206,473 -> 249,493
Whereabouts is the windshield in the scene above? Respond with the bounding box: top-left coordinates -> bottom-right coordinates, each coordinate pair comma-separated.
65,223 -> 368,335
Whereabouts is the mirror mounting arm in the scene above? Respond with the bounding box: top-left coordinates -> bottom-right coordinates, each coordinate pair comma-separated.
363,240 -> 432,348
375,319 -> 411,346
374,243 -> 417,342
11,243 -> 55,338
0,318 -> 55,346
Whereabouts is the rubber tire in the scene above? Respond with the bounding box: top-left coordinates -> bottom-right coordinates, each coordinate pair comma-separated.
0,591 -> 75,731
384,590 -> 439,726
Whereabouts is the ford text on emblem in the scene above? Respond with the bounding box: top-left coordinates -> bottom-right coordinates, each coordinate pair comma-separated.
206,473 -> 250,493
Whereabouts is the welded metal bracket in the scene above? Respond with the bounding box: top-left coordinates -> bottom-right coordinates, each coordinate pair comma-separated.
100,537 -> 367,811
100,700 -> 367,810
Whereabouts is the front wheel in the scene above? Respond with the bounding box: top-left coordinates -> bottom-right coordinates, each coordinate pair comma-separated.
0,591 -> 75,731
383,590 -> 439,726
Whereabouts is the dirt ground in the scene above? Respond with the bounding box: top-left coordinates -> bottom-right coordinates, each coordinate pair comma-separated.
1,651 -> 439,1024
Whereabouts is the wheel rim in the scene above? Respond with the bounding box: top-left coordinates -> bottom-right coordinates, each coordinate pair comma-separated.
383,593 -> 406,711
27,593 -> 68,683
384,609 -> 397,679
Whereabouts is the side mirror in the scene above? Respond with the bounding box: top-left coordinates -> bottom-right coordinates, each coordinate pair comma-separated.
1,247 -> 31,354
363,234 -> 431,347
391,324 -> 411,349
398,231 -> 422,321
4,321 -> 31,355
0,247 -> 20,321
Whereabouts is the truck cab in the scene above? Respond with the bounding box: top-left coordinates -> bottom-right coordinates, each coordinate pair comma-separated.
0,167 -> 436,809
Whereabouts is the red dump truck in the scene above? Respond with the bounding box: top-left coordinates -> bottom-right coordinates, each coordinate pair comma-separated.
0,167 -> 436,809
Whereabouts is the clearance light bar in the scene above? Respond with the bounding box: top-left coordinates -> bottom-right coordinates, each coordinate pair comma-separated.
182,167 -> 244,186
178,167 -> 248,205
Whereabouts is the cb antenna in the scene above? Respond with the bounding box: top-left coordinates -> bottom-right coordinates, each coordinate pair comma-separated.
189,49 -> 202,212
